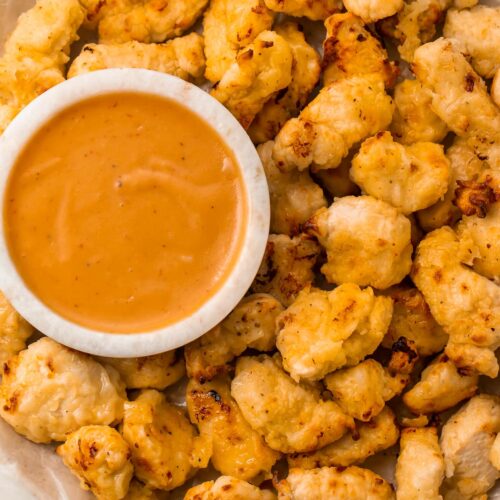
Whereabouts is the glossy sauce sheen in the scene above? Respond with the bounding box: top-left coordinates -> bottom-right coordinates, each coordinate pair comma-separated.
4,93 -> 247,333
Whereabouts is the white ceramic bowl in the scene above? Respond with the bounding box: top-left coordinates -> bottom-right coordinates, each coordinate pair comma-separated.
0,69 -> 270,357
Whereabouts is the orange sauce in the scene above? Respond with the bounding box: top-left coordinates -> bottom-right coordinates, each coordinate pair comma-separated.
4,93 -> 247,333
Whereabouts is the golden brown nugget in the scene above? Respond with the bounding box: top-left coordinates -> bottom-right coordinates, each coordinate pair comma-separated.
185,476 -> 276,500
343,0 -> 404,23
211,31 -> 293,129
187,377 -> 280,481
231,355 -> 354,453
263,0 -> 342,20
57,425 -> 134,500
203,0 -> 274,83
69,33 -> 205,81
323,13 -> 399,87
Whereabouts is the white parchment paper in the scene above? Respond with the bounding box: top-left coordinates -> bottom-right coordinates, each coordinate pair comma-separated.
0,1 -> 499,499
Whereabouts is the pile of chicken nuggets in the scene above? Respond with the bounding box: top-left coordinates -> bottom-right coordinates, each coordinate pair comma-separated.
0,0 -> 499,498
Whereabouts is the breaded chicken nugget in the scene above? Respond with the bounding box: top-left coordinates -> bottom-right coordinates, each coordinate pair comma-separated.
257,142 -> 326,236
276,466 -> 395,500
263,0 -> 342,20
187,377 -> 280,481
121,390 -> 204,490
57,425 -> 133,500
97,0 -> 209,44
396,427 -> 444,500
288,407 -> 399,469
68,33 -> 205,81
440,395 -> 500,499
390,79 -> 448,145
98,351 -> 185,390
324,359 -> 407,422
305,196 -> 413,289
0,0 -> 85,133
185,476 -> 276,500
185,293 -> 283,382
381,287 -> 448,357
350,131 -> 450,214
123,480 -> 157,500
0,292 -> 34,365
203,0 -> 274,84
455,173 -> 500,283
412,227 -> 500,378
444,6 -> 500,79
276,285 -> 393,382
251,233 -> 320,307
323,13 -> 398,87
413,38 -> 500,149
417,137 -> 491,232
377,0 -> 451,62
231,355 -> 354,453
272,75 -> 394,172
403,354 -> 478,414
0,337 -> 125,443
249,23 -> 321,144
343,0 -> 404,23
211,31 -> 293,129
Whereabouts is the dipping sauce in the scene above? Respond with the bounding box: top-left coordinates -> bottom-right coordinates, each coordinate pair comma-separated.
4,93 -> 247,333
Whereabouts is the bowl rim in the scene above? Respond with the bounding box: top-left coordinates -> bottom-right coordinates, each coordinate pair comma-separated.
0,68 -> 270,357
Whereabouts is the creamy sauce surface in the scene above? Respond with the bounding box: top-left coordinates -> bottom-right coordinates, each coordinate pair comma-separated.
4,92 -> 247,333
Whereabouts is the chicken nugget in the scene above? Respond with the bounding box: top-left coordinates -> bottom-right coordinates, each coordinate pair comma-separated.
343,0 -> 404,23
185,476 -> 276,500
263,0 -> 342,21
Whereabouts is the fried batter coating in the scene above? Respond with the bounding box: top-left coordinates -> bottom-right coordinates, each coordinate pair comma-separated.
121,390 -> 203,490
0,292 -> 34,365
444,6 -> 500,79
276,285 -> 393,382
231,355 -> 354,453
456,173 -> 500,283
413,38 -> 500,148
57,425 -> 133,500
396,427 -> 444,500
251,233 -> 320,306
185,293 -> 283,382
185,476 -> 276,500
276,466 -> 395,500
416,137 -> 491,232
0,337 -> 125,443
68,33 -> 205,81
381,287 -> 448,357
288,407 -> 399,469
248,23 -> 321,144
324,359 -> 407,422
403,354 -> 478,414
187,376 -> 280,481
412,227 -> 500,377
314,161 -> 360,199
97,0 -> 209,44
211,31 -> 293,129
390,79 -> 448,145
343,0 -> 404,23
263,0 -> 342,20
257,142 -> 326,236
440,394 -> 500,499
377,0 -> 451,63
306,196 -> 413,289
351,131 -> 450,214
272,75 -> 394,172
203,0 -> 274,83
323,13 -> 398,88
98,351 -> 185,390
0,0 -> 85,133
